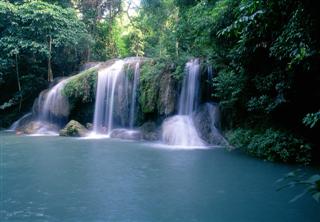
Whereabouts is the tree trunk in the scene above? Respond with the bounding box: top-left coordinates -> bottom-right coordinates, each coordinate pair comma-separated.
15,53 -> 22,112
176,40 -> 179,57
48,35 -> 53,82
87,46 -> 91,62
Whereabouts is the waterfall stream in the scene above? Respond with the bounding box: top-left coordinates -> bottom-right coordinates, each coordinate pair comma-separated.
129,62 -> 140,128
92,60 -> 125,134
39,79 -> 70,123
8,76 -> 72,135
178,59 -> 201,115
91,59 -> 141,136
8,112 -> 32,131
162,59 -> 205,147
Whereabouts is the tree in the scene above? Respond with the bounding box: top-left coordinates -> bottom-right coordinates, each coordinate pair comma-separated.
15,1 -> 89,81
75,0 -> 123,60
0,0 -> 90,113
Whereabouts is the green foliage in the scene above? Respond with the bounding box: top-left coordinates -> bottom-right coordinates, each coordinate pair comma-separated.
227,128 -> 312,164
213,68 -> 245,110
63,68 -> 98,104
0,0 -> 318,166
269,4 -> 314,69
139,61 -> 162,113
125,28 -> 145,57
277,170 -> 320,203
0,0 -> 90,118
303,112 -> 320,129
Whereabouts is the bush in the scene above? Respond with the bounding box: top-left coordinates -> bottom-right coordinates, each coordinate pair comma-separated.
227,128 -> 312,164
63,68 -> 97,104
139,61 -> 161,113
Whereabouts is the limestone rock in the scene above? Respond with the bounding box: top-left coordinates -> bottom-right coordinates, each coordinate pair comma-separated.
59,120 -> 88,137
17,121 -> 59,134
193,103 -> 228,146
86,123 -> 93,130
139,121 -> 160,141
158,71 -> 177,116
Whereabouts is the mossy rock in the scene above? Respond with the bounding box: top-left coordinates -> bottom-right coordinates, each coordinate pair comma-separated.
63,67 -> 98,104
59,120 -> 88,137
139,121 -> 160,141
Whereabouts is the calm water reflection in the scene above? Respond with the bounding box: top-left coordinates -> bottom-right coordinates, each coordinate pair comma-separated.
0,132 -> 319,221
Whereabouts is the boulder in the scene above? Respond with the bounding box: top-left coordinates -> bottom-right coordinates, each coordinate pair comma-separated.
59,120 -> 88,137
17,121 -> 59,134
139,121 -> 160,141
158,71 -> 178,116
110,128 -> 142,140
193,103 -> 228,146
86,123 -> 93,130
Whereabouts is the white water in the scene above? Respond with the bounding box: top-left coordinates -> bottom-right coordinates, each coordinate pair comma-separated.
129,62 -> 140,128
178,59 -> 201,115
39,79 -> 69,122
162,59 -> 205,147
92,60 -> 125,134
162,115 -> 205,147
8,112 -> 32,131
8,77 -> 71,134
28,78 -> 71,134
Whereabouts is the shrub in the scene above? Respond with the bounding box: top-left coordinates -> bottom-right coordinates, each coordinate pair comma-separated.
227,128 -> 312,164
138,60 -> 171,114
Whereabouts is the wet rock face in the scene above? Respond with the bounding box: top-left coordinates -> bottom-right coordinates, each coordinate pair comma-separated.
59,120 -> 88,137
158,71 -> 178,116
193,103 -> 228,146
110,128 -> 142,140
139,121 -> 160,141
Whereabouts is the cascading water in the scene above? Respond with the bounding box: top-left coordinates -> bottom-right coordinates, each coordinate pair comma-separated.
162,59 -> 205,147
8,112 -> 32,131
39,79 -> 70,124
92,60 -> 125,134
8,76 -> 72,134
90,58 -> 143,138
30,78 -> 70,135
129,62 -> 140,128
178,59 -> 201,115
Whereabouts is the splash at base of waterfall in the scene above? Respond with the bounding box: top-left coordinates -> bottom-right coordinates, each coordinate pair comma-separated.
8,113 -> 32,131
86,132 -> 111,139
161,115 -> 205,147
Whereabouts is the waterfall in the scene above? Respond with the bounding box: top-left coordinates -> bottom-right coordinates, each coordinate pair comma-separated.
39,79 -> 69,124
161,59 -> 205,147
162,115 -> 204,147
129,62 -> 140,128
178,59 -> 201,115
8,77 -> 71,134
92,60 -> 125,134
29,78 -> 71,134
8,112 -> 32,131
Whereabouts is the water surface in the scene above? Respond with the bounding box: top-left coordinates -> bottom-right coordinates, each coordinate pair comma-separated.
0,132 -> 319,221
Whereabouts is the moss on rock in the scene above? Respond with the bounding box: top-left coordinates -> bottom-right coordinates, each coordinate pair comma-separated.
59,120 -> 88,137
63,67 -> 98,104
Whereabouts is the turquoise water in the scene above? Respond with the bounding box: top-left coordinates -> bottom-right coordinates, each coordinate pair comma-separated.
0,132 -> 319,221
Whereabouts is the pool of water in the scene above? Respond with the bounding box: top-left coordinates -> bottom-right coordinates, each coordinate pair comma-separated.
0,132 -> 319,221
